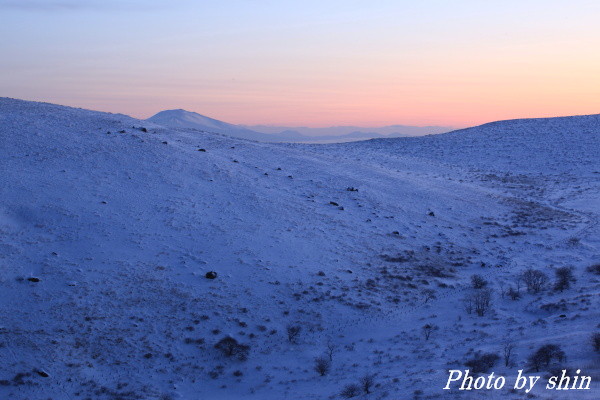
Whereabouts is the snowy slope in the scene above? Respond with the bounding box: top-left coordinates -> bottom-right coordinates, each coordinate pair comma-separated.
344,115 -> 600,175
1,98 -> 599,400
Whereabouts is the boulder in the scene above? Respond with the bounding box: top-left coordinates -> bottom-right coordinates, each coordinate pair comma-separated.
205,271 -> 218,280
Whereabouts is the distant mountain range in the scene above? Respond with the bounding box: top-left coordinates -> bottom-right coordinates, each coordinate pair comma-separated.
244,124 -> 454,140
147,109 -> 453,142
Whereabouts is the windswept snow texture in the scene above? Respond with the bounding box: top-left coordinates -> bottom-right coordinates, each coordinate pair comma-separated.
1,98 -> 599,400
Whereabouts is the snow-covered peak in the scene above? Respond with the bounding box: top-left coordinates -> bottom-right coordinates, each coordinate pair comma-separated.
149,109 -> 231,130
147,108 -> 273,141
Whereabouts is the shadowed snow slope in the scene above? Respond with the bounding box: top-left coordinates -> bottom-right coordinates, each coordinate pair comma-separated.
0,98 -> 598,399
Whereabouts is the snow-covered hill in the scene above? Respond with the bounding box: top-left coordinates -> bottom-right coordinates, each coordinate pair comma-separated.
147,109 -> 275,142
1,98 -> 598,400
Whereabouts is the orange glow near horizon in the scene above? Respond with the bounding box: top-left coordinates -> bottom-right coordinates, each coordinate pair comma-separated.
1,1 -> 599,129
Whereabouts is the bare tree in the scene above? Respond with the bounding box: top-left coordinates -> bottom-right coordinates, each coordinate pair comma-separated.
359,374 -> 375,394
521,269 -> 548,293
422,324 -> 438,340
463,294 -> 473,315
473,289 -> 493,316
314,356 -> 331,376
422,288 -> 436,304
528,344 -> 565,372
326,341 -> 336,361
464,289 -> 493,316
503,342 -> 515,367
286,324 -> 301,344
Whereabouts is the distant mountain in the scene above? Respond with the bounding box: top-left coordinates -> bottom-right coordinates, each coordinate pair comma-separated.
244,124 -> 454,138
147,109 -> 275,141
147,109 -> 453,142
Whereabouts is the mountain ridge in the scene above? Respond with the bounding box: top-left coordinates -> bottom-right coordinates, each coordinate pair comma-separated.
146,108 -> 453,142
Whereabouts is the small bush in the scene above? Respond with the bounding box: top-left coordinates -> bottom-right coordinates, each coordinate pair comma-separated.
359,374 -> 375,394
503,342 -> 515,367
340,383 -> 361,398
592,332 -> 600,353
471,274 -> 488,289
465,352 -> 500,373
422,289 -> 436,304
528,344 -> 565,372
586,264 -> 600,275
554,267 -> 575,292
214,336 -> 250,361
521,269 -> 549,293
286,325 -> 301,344
314,356 -> 331,376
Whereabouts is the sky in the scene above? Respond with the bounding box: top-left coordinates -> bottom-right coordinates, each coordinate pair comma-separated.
1,0 -> 599,128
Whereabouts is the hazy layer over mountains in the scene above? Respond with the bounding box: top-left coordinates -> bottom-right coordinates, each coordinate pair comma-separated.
148,109 -> 452,142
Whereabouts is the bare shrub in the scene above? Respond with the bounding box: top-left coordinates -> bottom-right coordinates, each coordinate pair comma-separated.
214,336 -> 250,361
286,325 -> 301,344
463,295 -> 473,315
326,341 -> 336,361
465,352 -> 500,373
528,344 -> 565,372
464,288 -> 493,316
586,264 -> 600,275
418,264 -> 453,278
314,356 -> 331,376
422,289 -> 436,304
471,274 -> 488,289
340,383 -> 361,398
422,324 -> 438,340
593,332 -> 600,353
503,342 -> 515,367
359,374 -> 375,394
521,269 -> 549,293
554,267 -> 575,292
